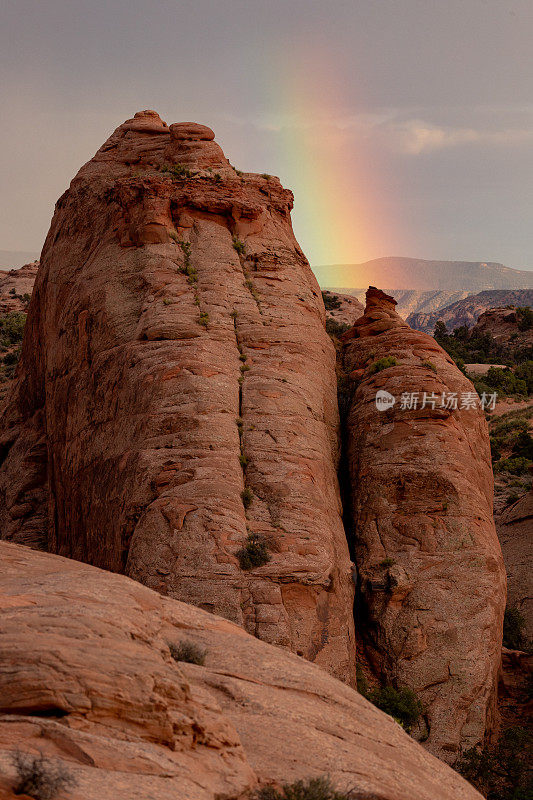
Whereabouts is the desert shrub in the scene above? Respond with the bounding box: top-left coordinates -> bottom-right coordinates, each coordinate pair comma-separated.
199,312 -> 209,328
232,236 -> 246,256
3,347 -> 21,367
160,162 -> 192,179
367,357 -> 397,375
490,438 -> 502,462
325,318 -> 349,338
379,557 -> 395,568
494,457 -> 532,476
237,532 -> 270,570
456,726 -> 532,799
517,306 -> 533,331
321,291 -> 342,311
169,640 -> 207,666
0,312 -> 26,348
253,776 -> 357,800
503,606 -> 528,651
484,367 -> 527,397
367,686 -> 423,731
241,487 -> 254,508
505,492 -> 520,507
511,430 -> 533,460
421,360 -> 437,372
514,360 -> 533,393
355,664 -> 368,697
11,751 -> 76,799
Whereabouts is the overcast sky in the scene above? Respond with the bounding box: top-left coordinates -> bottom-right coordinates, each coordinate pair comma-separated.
1,0 -> 532,268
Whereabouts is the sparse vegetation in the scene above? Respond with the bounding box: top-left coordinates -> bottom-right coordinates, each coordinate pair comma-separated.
160,162 -> 192,179
503,606 -> 529,651
456,726 -> 532,800
355,663 -> 368,696
261,173 -> 272,181
366,686 -> 423,731
0,312 -> 26,349
321,291 -> 342,311
233,236 -> 246,256
241,487 -> 254,509
504,492 -> 520,507
434,318 -> 533,399
368,356 -> 398,375
169,640 -> 207,666
517,306 -> 533,331
379,557 -> 396,568
239,452 -> 248,468
199,312 -> 209,328
11,750 -> 76,799
471,367 -> 528,401
325,318 -> 349,338
237,532 -> 270,570
421,360 -> 437,372
490,408 -> 533,476
494,456 -> 532,476
253,776 -> 358,800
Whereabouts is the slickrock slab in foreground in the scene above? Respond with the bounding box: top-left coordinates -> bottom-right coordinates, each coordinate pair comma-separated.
342,288 -> 506,762
0,542 -> 482,800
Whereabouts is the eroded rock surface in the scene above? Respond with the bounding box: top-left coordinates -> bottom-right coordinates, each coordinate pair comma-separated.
342,288 -> 506,761
322,290 -> 364,328
497,489 -> 533,641
0,541 -> 483,800
0,111 -> 354,681
0,262 -> 37,314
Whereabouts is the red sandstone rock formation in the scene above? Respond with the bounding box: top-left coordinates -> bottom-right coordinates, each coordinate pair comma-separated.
0,111 -> 354,682
0,262 -> 37,314
342,287 -> 506,761
0,541 -> 483,800
497,488 -> 533,641
322,290 -> 364,328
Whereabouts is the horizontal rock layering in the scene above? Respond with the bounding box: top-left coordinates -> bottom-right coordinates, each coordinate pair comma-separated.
0,111 -> 355,682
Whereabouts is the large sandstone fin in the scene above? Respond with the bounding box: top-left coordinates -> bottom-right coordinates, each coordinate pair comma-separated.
0,112 -> 355,683
342,286 -> 507,761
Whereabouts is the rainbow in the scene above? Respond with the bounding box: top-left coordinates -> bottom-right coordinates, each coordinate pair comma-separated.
273,39 -> 404,285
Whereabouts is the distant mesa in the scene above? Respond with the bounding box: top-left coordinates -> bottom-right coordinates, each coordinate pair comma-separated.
315,256 -> 533,292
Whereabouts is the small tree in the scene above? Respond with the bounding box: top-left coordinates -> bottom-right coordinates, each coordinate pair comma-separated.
11,751 -> 76,799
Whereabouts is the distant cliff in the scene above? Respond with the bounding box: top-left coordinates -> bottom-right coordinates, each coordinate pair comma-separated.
315,257 -> 533,291
407,289 -> 533,334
